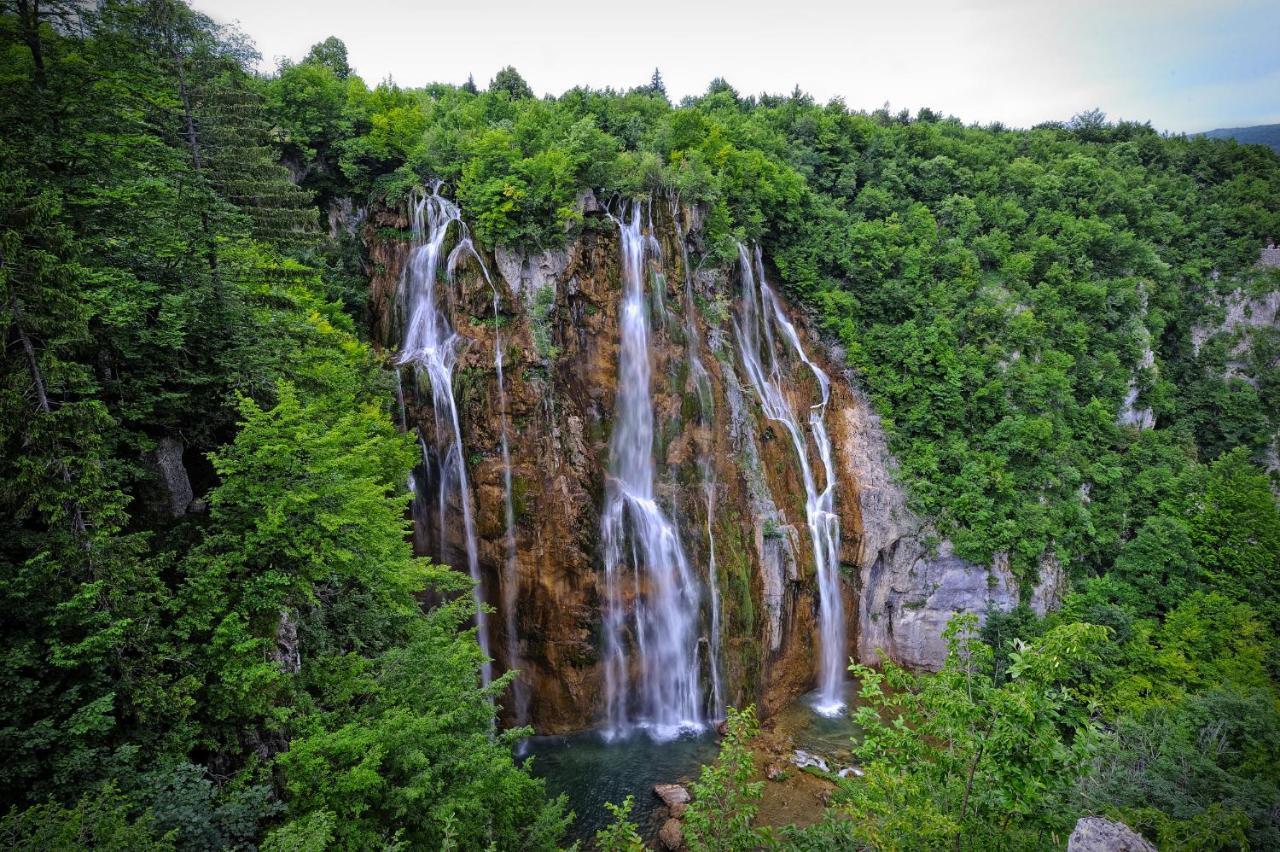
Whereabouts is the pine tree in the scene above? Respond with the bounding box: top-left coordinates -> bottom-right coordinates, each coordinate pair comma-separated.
197,72 -> 319,250
648,66 -> 667,99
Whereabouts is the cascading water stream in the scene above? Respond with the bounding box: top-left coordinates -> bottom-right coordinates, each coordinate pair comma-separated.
600,201 -> 704,740
489,286 -> 528,725
399,186 -> 492,687
732,243 -> 846,715
671,199 -> 725,721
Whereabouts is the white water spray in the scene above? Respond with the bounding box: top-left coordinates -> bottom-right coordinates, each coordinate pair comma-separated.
732,244 -> 846,715
399,187 -> 492,687
600,201 -> 704,740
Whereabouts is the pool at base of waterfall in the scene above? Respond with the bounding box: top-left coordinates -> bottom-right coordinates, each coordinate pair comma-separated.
521,680 -> 866,845
523,726 -> 720,844
768,680 -> 866,760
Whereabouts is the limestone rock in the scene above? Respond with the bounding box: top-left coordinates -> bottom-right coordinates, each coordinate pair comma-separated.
819,334 -> 1068,672
1067,817 -> 1156,852
154,436 -> 193,517
1117,341 -> 1156,430
372,202 -> 874,729
658,817 -> 683,850
494,244 -> 569,304
653,783 -> 690,809
1191,288 -> 1280,357
272,609 -> 301,675
872,545 -> 1018,670
790,750 -> 829,773
766,764 -> 785,781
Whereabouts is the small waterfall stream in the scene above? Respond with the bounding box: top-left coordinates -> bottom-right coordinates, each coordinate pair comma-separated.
672,200 -> 725,721
600,201 -> 704,739
733,244 -> 846,715
399,187 -> 492,687
445,213 -> 528,718
492,290 -> 528,725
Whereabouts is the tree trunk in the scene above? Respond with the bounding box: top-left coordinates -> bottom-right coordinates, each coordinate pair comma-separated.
16,0 -> 46,88
6,285 -> 87,538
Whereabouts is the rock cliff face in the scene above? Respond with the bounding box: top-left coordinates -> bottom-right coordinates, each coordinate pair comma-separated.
822,345 -> 1062,671
364,198 -> 1046,730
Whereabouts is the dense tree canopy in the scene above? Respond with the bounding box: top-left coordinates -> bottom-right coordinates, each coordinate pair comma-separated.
1,4 -> 565,847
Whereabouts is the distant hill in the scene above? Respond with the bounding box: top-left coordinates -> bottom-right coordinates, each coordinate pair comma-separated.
1201,123 -> 1280,153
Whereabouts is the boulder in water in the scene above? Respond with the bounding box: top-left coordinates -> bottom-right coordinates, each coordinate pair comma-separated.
790,749 -> 829,773
658,817 -> 683,850
653,783 -> 691,809
1067,817 -> 1156,852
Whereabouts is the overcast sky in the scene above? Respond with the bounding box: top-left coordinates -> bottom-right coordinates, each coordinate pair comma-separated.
195,0 -> 1279,133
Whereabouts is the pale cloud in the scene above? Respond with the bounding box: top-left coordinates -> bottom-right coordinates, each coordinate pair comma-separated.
195,0 -> 1279,132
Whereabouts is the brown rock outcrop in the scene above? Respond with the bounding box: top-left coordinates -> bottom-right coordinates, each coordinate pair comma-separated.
658,817 -> 683,850
367,200 -> 868,732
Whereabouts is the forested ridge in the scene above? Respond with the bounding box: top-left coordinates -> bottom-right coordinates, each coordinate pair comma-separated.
2,1 -> 1278,850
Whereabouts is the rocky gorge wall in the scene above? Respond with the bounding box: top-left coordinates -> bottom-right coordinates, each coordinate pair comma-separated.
361,196 -> 1056,733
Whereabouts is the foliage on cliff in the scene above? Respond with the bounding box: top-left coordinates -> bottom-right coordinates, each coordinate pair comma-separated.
262,45 -> 1279,581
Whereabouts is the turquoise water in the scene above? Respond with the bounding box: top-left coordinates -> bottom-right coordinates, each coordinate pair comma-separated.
522,727 -> 719,844
521,680 -> 866,844
771,681 -> 866,762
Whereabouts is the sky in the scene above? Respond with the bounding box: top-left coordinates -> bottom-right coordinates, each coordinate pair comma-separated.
195,0 -> 1280,133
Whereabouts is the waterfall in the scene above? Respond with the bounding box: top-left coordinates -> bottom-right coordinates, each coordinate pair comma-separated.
492,288 -> 529,725
672,199 -> 725,721
732,244 -> 846,715
394,370 -> 408,432
701,475 -> 725,719
398,186 -> 492,687
600,201 -> 704,740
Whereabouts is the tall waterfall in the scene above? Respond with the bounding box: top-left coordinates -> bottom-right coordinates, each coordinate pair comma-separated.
399,187 -> 492,687
733,244 -> 846,715
600,201 -> 704,739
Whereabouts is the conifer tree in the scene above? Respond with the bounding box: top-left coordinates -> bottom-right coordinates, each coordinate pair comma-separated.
648,66 -> 667,99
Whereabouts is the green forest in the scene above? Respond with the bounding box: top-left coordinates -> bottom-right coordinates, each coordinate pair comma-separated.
2,1 -> 1278,849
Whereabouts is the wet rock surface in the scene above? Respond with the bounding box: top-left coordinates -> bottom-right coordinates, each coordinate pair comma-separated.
653,783 -> 690,809
368,198 -> 1056,730
370,202 -> 865,731
657,817 -> 683,850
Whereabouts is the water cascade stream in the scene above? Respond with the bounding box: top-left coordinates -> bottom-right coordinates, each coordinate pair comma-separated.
491,289 -> 528,724
733,244 -> 846,715
671,199 -> 725,721
600,201 -> 704,739
399,187 -> 492,687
